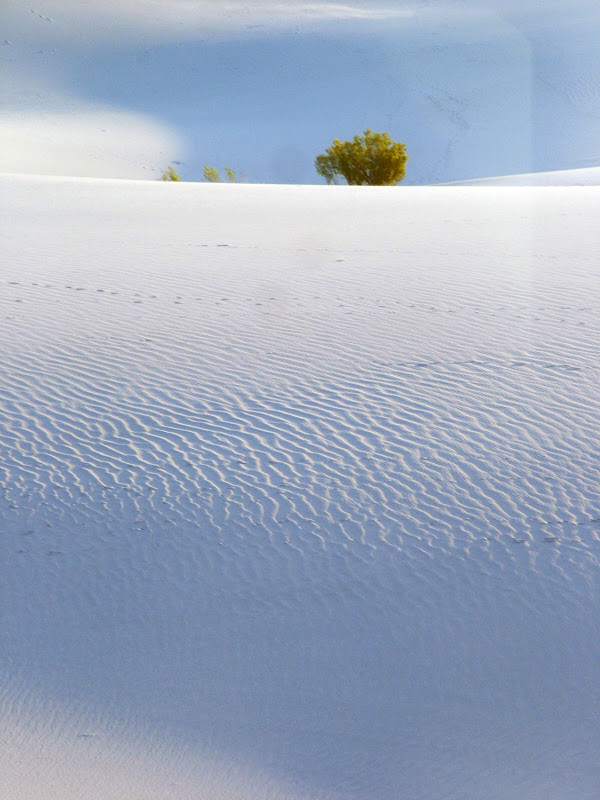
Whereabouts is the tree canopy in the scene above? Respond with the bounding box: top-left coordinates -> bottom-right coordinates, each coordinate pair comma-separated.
315,129 -> 408,186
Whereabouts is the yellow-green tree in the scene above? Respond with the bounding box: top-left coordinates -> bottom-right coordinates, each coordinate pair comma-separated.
158,165 -> 182,181
315,129 -> 408,185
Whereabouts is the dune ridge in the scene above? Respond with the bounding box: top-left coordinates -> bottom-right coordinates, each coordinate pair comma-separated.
446,166 -> 600,185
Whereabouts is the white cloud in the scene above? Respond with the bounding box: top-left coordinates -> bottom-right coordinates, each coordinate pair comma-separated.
6,0 -> 597,48
5,0 -> 415,45
0,107 -> 184,179
0,33 -> 185,179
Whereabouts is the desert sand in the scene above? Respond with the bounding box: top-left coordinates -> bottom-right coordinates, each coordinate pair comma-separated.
1,174 -> 600,799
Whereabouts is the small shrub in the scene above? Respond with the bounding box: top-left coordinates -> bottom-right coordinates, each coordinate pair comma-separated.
203,166 -> 238,183
159,165 -> 182,181
203,165 -> 221,182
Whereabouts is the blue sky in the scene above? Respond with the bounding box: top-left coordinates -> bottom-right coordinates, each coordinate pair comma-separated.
2,1 -> 600,182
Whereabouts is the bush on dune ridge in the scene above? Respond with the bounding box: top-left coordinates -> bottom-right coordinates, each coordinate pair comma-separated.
203,165 -> 238,182
158,133 -> 408,185
315,129 -> 408,185
158,165 -> 182,181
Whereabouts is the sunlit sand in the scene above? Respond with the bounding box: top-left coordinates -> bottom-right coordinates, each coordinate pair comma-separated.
1,174 -> 600,800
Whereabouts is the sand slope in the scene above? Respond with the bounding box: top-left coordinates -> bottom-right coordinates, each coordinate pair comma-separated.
1,176 -> 600,799
447,166 -> 600,185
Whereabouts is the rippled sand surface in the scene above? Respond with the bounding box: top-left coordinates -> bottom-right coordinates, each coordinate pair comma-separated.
2,176 -> 600,799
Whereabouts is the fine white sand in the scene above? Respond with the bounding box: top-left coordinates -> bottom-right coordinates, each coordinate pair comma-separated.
447,166 -> 600,185
2,175 -> 600,800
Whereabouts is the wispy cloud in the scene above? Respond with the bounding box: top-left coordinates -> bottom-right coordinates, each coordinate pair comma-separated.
8,0 -> 596,48
5,0 -> 415,45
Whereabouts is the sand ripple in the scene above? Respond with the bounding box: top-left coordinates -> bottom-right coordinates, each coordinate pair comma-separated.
1,178 -> 600,800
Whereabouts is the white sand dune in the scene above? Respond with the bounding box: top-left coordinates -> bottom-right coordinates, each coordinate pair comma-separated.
447,166 -> 600,185
2,174 -> 600,799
